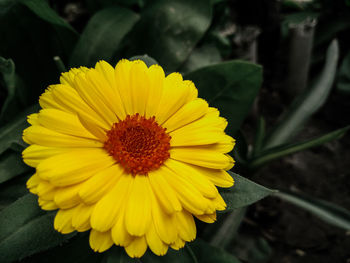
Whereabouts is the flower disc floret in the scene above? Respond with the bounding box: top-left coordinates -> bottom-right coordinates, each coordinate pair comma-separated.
104,113 -> 171,175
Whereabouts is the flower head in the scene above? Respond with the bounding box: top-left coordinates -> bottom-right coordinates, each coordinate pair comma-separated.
22,59 -> 235,257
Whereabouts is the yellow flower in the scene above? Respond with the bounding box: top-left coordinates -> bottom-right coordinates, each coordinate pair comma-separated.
22,59 -> 235,258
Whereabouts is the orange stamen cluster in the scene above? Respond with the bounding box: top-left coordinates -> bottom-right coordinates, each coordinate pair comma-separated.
104,114 -> 171,175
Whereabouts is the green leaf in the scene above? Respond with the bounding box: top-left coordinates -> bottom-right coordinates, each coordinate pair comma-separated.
0,194 -> 75,263
103,246 -> 135,263
23,233 -> 102,263
337,51 -> 350,94
220,172 -> 275,212
231,235 -> 272,263
0,104 -> 39,155
232,130 -> 248,166
263,39 -> 339,149
129,55 -> 159,67
190,239 -> 241,263
185,60 -> 262,135
315,18 -> 350,46
180,44 -> 222,73
18,0 -> 76,32
210,208 -> 247,248
0,174 -> 30,211
121,0 -> 212,71
70,7 -> 139,67
0,4 -> 72,104
0,57 -> 27,124
0,150 -> 31,184
250,126 -> 350,169
275,191 -> 350,230
0,0 -> 16,15
18,0 -> 78,57
103,245 -> 195,263
252,116 -> 266,157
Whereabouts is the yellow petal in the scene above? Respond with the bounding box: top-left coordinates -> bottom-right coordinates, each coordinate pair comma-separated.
189,166 -> 234,188
125,175 -> 152,236
72,203 -> 94,232
37,109 -> 97,139
39,87 -> 67,111
212,193 -> 227,211
166,159 -> 218,199
170,148 -> 234,170
170,238 -> 185,250
23,126 -> 102,148
77,112 -> 107,142
37,180 -> 56,200
161,164 -> 209,215
195,212 -> 217,223
36,148 -> 114,186
54,208 -> 76,234
125,236 -> 147,258
51,84 -> 110,130
115,59 -> 133,115
22,145 -> 69,168
146,222 -> 168,256
193,135 -> 235,153
169,113 -> 227,137
150,188 -> 177,244
89,229 -> 113,253
86,68 -> 125,120
79,164 -> 122,204
163,98 -> 208,133
93,62 -> 127,120
176,210 -> 196,242
27,113 -> 39,125
145,64 -> 165,118
129,60 -> 150,115
183,80 -> 198,102
111,202 -> 133,247
148,169 -> 182,214
54,183 -> 83,209
60,67 -> 89,87
155,73 -> 191,124
38,198 -> 58,210
170,130 -> 230,147
74,72 -> 118,126
27,173 -> 40,192
90,173 -> 132,232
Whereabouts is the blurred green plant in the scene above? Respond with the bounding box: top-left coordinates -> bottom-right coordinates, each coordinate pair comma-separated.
0,0 -> 349,262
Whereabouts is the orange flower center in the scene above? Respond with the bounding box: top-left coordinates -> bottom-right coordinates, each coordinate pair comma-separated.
104,114 -> 171,175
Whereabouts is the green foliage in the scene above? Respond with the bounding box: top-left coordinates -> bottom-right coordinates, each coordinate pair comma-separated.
120,0 -> 212,71
263,40 -> 339,149
102,240 -> 241,263
185,61 -> 262,135
70,7 -> 139,67
220,172 -> 276,212
0,57 -> 27,124
275,191 -> 350,230
190,239 -> 241,263
0,151 -> 30,184
129,55 -> 159,67
337,51 -> 350,94
0,174 -> 30,210
0,104 -> 39,155
0,0 -> 349,262
250,125 -> 350,169
103,245 -> 195,263
22,233 -> 102,263
0,194 -> 75,263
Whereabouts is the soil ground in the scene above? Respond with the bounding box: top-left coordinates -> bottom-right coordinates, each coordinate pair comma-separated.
236,88 -> 350,263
